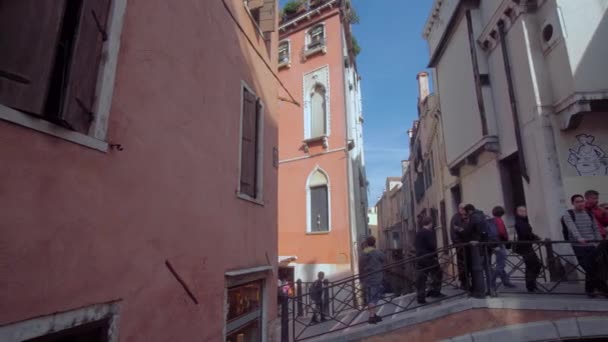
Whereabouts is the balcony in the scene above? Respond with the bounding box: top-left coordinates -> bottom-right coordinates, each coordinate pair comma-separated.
304,38 -> 327,59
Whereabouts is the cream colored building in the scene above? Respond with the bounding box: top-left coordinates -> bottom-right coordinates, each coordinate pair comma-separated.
421,0 -> 608,241
406,72 -> 454,249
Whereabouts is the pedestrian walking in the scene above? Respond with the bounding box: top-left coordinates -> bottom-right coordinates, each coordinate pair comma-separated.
562,194 -> 608,297
513,206 -> 542,293
415,216 -> 445,304
585,190 -> 608,239
489,206 -> 515,289
358,236 -> 386,324
310,272 -> 326,324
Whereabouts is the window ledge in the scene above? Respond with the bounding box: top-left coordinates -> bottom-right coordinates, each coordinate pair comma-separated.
0,104 -> 108,152
303,135 -> 328,152
306,230 -> 331,235
237,193 -> 265,206
278,61 -> 291,69
303,45 -> 327,59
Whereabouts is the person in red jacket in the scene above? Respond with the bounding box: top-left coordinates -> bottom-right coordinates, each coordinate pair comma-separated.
585,190 -> 608,239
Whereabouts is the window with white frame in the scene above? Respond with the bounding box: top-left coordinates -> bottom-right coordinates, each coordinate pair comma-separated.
309,84 -> 327,138
307,168 -> 330,233
0,0 -> 124,151
306,24 -> 325,50
239,83 -> 264,202
303,67 -> 330,141
278,40 -> 290,66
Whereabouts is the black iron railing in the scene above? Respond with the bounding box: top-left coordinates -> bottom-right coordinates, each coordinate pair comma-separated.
279,240 -> 606,341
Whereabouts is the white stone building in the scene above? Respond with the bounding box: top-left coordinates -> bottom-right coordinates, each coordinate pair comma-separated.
422,0 -> 608,240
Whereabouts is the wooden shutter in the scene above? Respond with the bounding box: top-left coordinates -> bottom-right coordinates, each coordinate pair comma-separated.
0,1 -> 66,115
310,186 -> 329,232
259,0 -> 276,33
240,89 -> 258,198
247,0 -> 264,10
61,0 -> 111,133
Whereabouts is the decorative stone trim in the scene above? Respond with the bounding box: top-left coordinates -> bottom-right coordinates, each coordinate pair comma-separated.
477,0 -> 533,52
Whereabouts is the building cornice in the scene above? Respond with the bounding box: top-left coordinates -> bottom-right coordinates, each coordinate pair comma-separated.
279,0 -> 340,33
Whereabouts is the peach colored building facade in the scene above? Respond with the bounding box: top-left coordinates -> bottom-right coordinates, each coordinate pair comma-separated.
277,0 -> 368,282
0,1 -> 282,341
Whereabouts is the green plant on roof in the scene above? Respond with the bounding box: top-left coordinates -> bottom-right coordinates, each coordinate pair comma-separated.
282,0 -> 303,16
345,1 -> 360,24
351,35 -> 361,57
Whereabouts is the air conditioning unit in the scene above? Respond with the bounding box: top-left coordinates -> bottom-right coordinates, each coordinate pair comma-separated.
540,7 -> 565,54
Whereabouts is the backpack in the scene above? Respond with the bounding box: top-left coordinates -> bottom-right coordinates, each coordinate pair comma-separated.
485,217 -> 500,243
561,210 -> 594,241
475,212 -> 494,242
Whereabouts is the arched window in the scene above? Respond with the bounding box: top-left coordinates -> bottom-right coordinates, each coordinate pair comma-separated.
307,168 -> 330,233
310,84 -> 327,138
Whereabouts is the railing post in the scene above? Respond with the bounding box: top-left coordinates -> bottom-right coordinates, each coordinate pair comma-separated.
322,279 -> 330,316
296,279 -> 303,317
544,238 -> 565,282
469,241 -> 486,298
280,293 -> 289,342
351,278 -> 358,309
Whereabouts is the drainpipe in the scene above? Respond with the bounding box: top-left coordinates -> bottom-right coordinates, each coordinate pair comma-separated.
498,20 -> 530,182
465,10 -> 488,136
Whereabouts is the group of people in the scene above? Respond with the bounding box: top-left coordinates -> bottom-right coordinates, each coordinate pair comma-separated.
448,189 -> 608,297
304,190 -> 607,326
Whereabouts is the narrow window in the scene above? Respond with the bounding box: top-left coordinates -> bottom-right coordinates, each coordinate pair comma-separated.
278,41 -> 290,65
240,87 -> 260,198
240,84 -> 263,201
308,169 -> 330,232
310,84 -> 327,138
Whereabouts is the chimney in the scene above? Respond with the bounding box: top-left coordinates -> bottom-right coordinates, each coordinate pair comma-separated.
416,71 -> 430,104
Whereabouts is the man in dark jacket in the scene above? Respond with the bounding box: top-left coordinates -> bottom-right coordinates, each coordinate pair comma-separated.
450,203 -> 470,290
359,236 -> 386,324
310,271 -> 326,323
514,206 -> 542,292
415,216 -> 445,304
464,204 -> 486,242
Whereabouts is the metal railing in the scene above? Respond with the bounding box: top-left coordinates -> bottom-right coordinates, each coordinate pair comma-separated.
279,239 -> 607,341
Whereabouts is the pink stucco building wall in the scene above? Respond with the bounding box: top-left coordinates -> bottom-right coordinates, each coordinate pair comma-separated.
277,4 -> 358,282
0,1 -> 279,341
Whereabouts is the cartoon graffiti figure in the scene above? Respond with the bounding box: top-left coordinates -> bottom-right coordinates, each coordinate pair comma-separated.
567,134 -> 608,176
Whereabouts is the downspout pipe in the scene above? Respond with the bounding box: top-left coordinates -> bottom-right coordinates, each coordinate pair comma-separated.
465,10 -> 488,136
498,20 -> 530,182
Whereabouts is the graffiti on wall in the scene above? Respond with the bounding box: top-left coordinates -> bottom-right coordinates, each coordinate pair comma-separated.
568,134 -> 608,176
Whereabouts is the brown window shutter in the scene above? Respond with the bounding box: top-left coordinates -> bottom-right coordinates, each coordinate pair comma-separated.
247,0 -> 264,10
259,0 -> 276,33
61,0 -> 111,134
240,89 -> 258,198
0,1 -> 66,115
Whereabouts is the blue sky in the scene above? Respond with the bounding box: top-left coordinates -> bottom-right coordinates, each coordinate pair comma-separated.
279,0 -> 433,205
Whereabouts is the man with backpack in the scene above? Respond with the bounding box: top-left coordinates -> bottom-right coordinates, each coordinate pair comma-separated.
562,194 -> 608,298
310,271 -> 326,324
464,204 -> 497,293
488,206 -> 515,290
